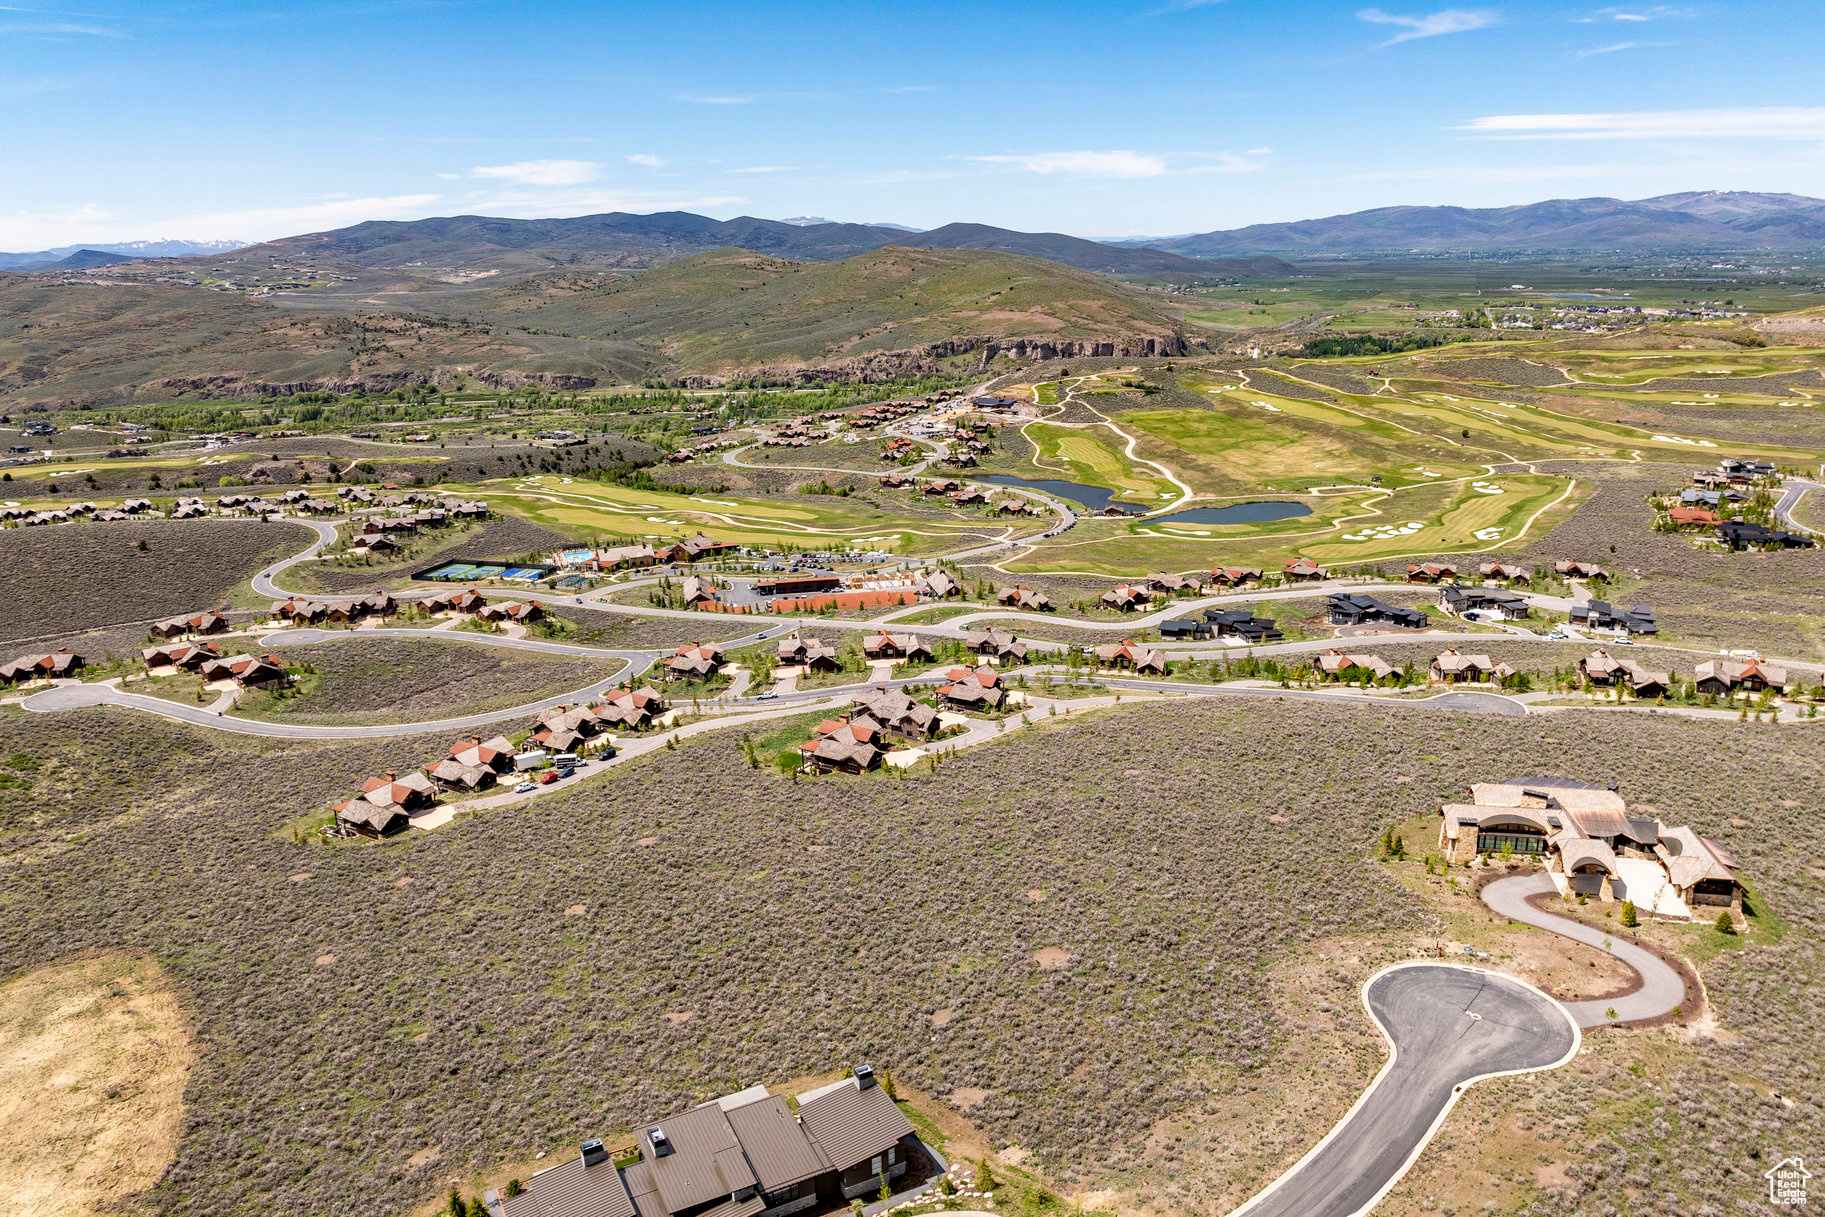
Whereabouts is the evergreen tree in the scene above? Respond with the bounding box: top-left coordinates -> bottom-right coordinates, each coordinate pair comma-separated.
1620,900 -> 1638,928
1715,911 -> 1735,934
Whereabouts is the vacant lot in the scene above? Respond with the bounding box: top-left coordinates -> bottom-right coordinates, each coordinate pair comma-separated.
248,637 -> 616,725
0,519 -> 314,646
0,954 -> 192,1217
1,700 -> 1820,1216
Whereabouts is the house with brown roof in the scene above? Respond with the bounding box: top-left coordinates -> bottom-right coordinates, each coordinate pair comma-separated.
597,686 -> 668,729
681,576 -> 718,608
850,687 -> 939,739
423,588 -> 486,615
351,532 -> 401,555
777,634 -> 839,671
1667,505 -> 1722,529
431,734 -> 517,791
1694,657 -> 1787,697
0,649 -> 84,684
1100,584 -> 1150,612
862,631 -> 931,662
1095,640 -> 1167,674
654,532 -> 732,564
919,570 -> 961,599
1477,561 -> 1533,585
141,640 -> 220,671
1555,559 -> 1609,581
996,585 -> 1053,611
477,599 -> 546,625
879,473 -> 913,488
201,652 -> 287,687
1436,777 -> 1742,918
1208,566 -> 1263,588
920,479 -> 960,497
665,644 -> 725,681
1315,649 -> 1398,683
1577,649 -> 1671,698
1145,571 -> 1196,595
949,489 -> 987,506
1428,648 -> 1512,684
1283,557 -> 1329,582
335,770 -> 438,838
499,1068 -> 919,1217
799,719 -> 885,773
965,627 -> 1027,663
270,597 -> 328,623
323,592 -> 395,623
935,666 -> 1004,710
1406,562 -> 1458,584
149,610 -> 228,639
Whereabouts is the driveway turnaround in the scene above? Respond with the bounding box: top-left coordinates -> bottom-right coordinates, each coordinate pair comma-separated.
1229,963 -> 1579,1217
1481,873 -> 1688,1027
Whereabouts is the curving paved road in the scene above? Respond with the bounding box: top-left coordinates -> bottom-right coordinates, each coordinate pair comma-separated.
1481,873 -> 1688,1027
1228,963 -> 1579,1217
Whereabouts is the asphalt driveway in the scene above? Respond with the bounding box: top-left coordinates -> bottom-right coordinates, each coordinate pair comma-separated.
1230,963 -> 1579,1217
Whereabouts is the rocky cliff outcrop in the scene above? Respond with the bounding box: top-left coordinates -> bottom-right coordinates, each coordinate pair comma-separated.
672,332 -> 1191,388
148,367 -> 597,399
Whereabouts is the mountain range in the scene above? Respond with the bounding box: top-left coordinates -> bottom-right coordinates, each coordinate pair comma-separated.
0,238 -> 247,272
252,211 -> 1291,278
1135,191 -> 1825,256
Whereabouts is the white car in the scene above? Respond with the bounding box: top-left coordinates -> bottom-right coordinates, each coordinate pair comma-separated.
755,690 -> 778,700
514,781 -> 538,794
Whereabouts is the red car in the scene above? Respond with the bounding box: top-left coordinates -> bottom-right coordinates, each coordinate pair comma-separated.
536,771 -> 560,784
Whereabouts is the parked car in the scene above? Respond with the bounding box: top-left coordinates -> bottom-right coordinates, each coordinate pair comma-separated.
513,781 -> 537,794
536,771 -> 560,784
756,690 -> 778,700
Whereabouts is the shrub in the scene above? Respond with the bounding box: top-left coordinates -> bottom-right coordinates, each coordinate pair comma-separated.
1715,910 -> 1736,934
1620,900 -> 1638,928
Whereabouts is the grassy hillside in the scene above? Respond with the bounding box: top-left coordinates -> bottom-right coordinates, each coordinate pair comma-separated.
484,246 -> 1187,368
0,246 -> 1186,405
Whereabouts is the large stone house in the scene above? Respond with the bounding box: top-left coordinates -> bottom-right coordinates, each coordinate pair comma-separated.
1436,777 -> 1742,919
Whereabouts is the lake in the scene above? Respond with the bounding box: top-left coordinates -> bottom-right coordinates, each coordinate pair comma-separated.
1148,502 -> 1312,526
980,474 -> 1129,514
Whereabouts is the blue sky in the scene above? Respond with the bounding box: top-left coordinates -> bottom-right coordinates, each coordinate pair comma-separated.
5,0 -> 1825,248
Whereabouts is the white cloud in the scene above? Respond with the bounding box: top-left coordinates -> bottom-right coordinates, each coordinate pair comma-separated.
1573,4 -> 1695,21
436,171 -> 461,180
1570,40 -> 1639,58
678,94 -> 753,105
470,159 -> 602,186
729,165 -> 798,174
0,194 -> 442,248
1357,7 -> 1501,46
625,153 -> 664,168
0,20 -> 126,37
1458,107 -> 1825,140
968,150 -> 1170,178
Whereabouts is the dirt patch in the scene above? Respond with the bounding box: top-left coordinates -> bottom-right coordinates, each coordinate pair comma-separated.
1023,888 -> 1046,902
949,1087 -> 992,1110
931,1008 -> 952,1027
1032,947 -> 1070,970
314,953 -> 336,967
288,872 -> 311,882
0,954 -> 192,1217
564,904 -> 586,917
662,1011 -> 694,1025
406,1146 -> 440,1168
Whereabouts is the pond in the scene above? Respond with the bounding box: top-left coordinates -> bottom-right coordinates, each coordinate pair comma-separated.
979,474 -> 1129,514
1147,501 -> 1312,527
